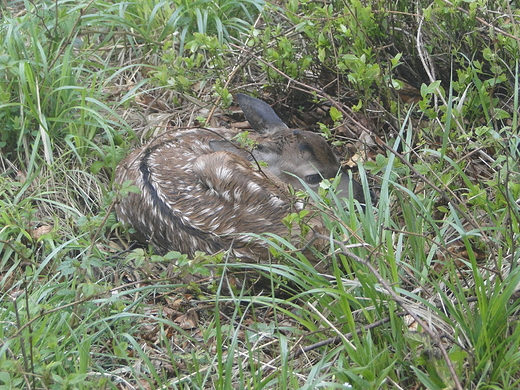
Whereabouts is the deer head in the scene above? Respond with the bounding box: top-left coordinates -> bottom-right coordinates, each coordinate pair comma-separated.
115,93 -> 370,261
210,94 -> 366,201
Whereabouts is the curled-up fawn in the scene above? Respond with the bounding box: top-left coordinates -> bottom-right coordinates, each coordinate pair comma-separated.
115,93 -> 368,261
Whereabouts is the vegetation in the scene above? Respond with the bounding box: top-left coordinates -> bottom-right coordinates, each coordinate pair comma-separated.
1,0 -> 519,389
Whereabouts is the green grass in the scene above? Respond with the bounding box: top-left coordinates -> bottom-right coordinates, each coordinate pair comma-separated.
1,0 -> 520,389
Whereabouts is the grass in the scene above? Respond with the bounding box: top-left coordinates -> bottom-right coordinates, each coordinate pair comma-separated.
1,0 -> 520,389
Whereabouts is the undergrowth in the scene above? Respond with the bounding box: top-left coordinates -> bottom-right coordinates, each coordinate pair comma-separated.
1,0 -> 519,389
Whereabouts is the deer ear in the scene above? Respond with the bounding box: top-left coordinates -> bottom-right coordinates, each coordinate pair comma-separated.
209,139 -> 239,153
209,140 -> 278,166
236,93 -> 288,134
251,144 -> 280,166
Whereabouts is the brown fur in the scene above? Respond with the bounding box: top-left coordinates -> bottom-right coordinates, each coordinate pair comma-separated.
115,94 -> 367,261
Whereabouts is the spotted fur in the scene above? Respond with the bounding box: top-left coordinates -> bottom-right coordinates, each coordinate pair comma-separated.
115,94 -> 367,260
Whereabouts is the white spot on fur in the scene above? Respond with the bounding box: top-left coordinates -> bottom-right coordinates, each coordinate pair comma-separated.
269,196 -> 285,207
221,190 -> 231,202
215,166 -> 233,181
246,182 -> 262,194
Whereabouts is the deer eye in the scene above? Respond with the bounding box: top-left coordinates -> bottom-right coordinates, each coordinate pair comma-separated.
305,174 -> 322,185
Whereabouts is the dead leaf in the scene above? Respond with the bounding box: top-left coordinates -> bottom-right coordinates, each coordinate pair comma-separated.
174,310 -> 199,330
30,224 -> 53,240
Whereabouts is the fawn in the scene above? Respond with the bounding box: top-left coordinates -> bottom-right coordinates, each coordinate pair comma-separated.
115,93 -> 368,261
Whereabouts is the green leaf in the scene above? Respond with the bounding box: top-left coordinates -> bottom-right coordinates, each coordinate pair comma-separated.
420,80 -> 441,97
329,106 -> 343,122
